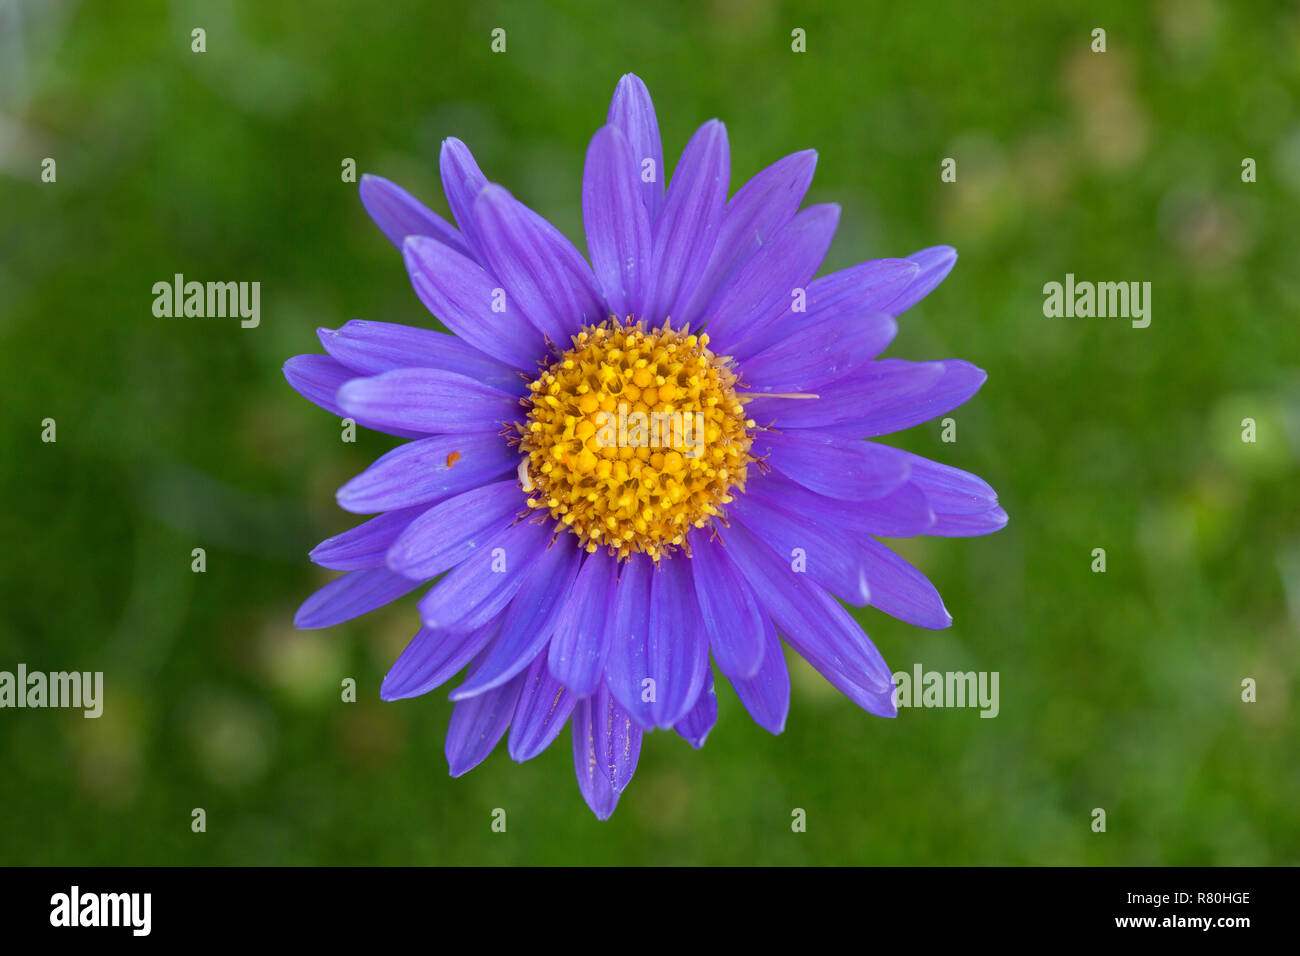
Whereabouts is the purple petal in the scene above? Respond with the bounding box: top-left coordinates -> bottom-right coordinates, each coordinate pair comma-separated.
644,556 -> 710,728
283,355 -> 424,439
728,257 -> 919,361
689,534 -> 765,680
602,554 -> 654,730
359,174 -> 470,258
449,533 -> 581,697
547,549 -> 617,697
294,567 -> 423,630
716,520 -> 893,697
417,517 -> 554,632
705,203 -> 841,349
676,149 -> 818,327
606,74 -> 665,221
744,472 -> 936,540
732,616 -> 791,734
438,137 -> 489,258
884,245 -> 958,316
473,183 -> 609,344
381,621 -> 498,701
603,554 -> 712,729
445,665 -> 526,777
571,683 -> 642,820
739,310 -> 897,392
746,359 -> 985,435
403,235 -> 545,371
337,367 -> 521,435
851,482 -> 940,537
903,452 -> 1001,515
674,670 -> 717,749
728,492 -> 871,605
815,360 -> 987,437
317,320 -> 523,393
310,505 -> 428,570
643,120 -> 729,325
582,125 -> 652,319
336,432 -> 517,514
508,650 -> 578,762
928,504 -> 1009,537
752,429 -> 911,501
859,538 -> 951,629
386,480 -> 523,580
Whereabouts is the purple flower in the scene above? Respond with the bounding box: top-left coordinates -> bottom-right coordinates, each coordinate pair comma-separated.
285,74 -> 1007,819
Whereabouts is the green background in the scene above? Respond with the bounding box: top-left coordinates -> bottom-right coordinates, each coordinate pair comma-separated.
2,0 -> 1297,865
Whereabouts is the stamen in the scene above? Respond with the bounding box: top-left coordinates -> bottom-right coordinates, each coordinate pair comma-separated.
517,318 -> 753,561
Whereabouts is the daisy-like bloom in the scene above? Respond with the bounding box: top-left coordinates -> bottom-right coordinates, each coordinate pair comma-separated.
286,74 -> 1006,819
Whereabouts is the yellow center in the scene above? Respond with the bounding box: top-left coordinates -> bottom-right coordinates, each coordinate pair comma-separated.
519,319 -> 755,561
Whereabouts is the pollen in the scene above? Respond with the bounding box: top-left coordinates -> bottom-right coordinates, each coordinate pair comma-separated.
518,318 -> 754,561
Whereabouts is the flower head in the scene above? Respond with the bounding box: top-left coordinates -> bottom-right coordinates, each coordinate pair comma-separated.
285,74 -> 1006,819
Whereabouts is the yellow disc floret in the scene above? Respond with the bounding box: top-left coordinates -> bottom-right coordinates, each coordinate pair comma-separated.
519,318 -> 755,561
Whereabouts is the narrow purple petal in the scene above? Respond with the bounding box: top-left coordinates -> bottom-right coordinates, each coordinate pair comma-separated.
417,517 -> 553,632
335,432 -> 517,514
752,429 -> 911,501
547,549 -> 617,697
746,359 -> 985,436
317,319 -> 523,394
732,616 -> 790,734
805,258 -> 921,318
294,567 -> 423,630
928,504 -> 1009,537
445,665 -> 526,777
380,620 -> 498,701
746,473 -> 936,540
606,74 -> 664,221
602,554 -> 654,730
812,360 -> 988,437
689,534 -> 765,680
582,125 -> 652,319
674,670 -> 717,749
359,174 -> 470,258
282,355 -> 424,439
676,149 -> 818,326
508,650 -> 578,762
386,480 -> 523,580
716,521 -> 894,696
851,483 -> 940,537
729,492 -> 871,605
439,137 -> 489,257
571,683 -> 642,820
884,245 -> 958,316
449,533 -> 581,698
643,120 -> 729,325
729,257 -> 920,361
473,183 -> 609,343
859,538 -> 951,629
403,235 -> 545,371
745,358 -> 941,430
336,367 -> 521,435
310,505 -> 428,570
903,452 -> 1001,515
739,310 -> 897,392
705,203 -> 841,349
643,556 -> 710,728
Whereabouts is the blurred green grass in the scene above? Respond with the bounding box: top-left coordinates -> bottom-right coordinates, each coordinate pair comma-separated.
1,0 -> 1297,864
